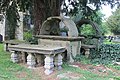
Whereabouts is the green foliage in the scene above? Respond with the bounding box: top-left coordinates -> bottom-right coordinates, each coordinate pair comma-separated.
23,31 -> 32,42
65,0 -> 120,18
80,24 -> 96,36
114,77 -> 120,80
107,64 -> 120,70
75,54 -> 91,64
90,44 -> 120,64
105,8 -> 120,35
23,31 -> 38,44
101,22 -> 110,35
6,0 -> 19,39
0,0 -> 33,39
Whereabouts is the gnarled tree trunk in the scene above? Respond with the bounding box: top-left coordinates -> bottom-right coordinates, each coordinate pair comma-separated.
33,0 -> 63,35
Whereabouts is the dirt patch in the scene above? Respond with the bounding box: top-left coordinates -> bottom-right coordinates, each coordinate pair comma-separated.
72,62 -> 120,76
31,66 -> 59,80
17,62 -> 120,80
57,71 -> 83,80
16,71 -> 27,78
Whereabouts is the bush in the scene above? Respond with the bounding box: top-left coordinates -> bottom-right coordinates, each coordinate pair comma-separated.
23,31 -> 38,44
23,31 -> 32,42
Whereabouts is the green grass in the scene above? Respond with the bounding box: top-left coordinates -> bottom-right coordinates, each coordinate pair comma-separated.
0,44 -> 41,80
107,64 -> 120,70
59,63 -> 118,80
104,39 -> 120,44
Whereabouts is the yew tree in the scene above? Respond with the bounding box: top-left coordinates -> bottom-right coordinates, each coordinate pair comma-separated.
0,0 -> 119,39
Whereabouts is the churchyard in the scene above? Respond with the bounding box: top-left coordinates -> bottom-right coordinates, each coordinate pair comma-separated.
0,0 -> 120,80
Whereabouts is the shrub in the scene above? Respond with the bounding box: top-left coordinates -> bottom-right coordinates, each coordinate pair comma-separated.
90,44 -> 120,64
23,31 -> 32,42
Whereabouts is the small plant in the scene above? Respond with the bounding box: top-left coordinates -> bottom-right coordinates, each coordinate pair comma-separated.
23,31 -> 32,42
114,77 -> 120,80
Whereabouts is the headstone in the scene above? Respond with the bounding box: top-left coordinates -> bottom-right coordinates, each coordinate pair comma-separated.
0,14 -> 5,41
16,12 -> 23,40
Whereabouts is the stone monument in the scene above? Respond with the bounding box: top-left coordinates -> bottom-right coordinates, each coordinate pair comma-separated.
0,14 -> 5,41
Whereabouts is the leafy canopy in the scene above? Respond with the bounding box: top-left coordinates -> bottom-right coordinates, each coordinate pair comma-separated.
0,0 -> 120,39
105,8 -> 120,35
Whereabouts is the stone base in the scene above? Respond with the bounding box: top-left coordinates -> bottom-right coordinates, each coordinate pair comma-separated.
27,53 -> 36,69
11,51 -> 19,63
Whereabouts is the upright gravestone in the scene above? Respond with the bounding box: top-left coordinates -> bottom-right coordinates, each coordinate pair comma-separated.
0,14 -> 5,41
16,12 -> 23,40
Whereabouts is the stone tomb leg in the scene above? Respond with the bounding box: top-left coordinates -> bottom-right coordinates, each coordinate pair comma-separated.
84,48 -> 90,58
54,53 -> 63,70
44,54 -> 54,75
8,44 -> 65,75
11,51 -> 19,63
27,53 -> 36,68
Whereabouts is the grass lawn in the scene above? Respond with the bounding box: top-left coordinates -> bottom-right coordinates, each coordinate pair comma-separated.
59,63 -> 120,80
0,43 -> 41,80
0,43 -> 120,80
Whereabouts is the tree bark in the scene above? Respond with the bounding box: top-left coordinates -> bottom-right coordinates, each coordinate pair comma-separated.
33,0 -> 63,35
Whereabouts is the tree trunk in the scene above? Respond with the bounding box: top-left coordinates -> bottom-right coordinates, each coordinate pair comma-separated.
33,0 -> 62,35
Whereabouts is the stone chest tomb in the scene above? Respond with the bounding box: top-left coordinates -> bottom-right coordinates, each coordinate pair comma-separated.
35,16 -> 84,62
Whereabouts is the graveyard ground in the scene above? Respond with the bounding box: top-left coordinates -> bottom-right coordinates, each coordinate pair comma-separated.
0,43 -> 120,80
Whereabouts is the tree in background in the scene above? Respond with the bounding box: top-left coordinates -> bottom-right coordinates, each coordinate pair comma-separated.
0,0 -> 120,39
73,10 -> 105,35
105,8 -> 120,35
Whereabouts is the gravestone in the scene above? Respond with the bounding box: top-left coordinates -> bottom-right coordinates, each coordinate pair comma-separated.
0,14 -> 5,41
38,17 -> 83,62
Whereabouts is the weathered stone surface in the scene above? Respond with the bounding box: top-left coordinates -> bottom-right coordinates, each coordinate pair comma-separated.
27,53 -> 36,68
38,39 -> 81,63
0,14 -> 5,41
36,16 -> 84,63
84,49 -> 90,58
11,51 -> 19,63
62,18 -> 78,37
40,16 -> 79,37
44,55 -> 54,75
54,54 -> 63,70
81,44 -> 96,58
3,40 -> 27,51
8,44 -> 65,75
16,12 -> 23,40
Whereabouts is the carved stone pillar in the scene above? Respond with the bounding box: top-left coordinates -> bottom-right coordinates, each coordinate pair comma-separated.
4,43 -> 8,51
44,55 -> 54,75
85,49 -> 90,58
54,53 -> 63,70
27,53 -> 36,68
11,51 -> 19,63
